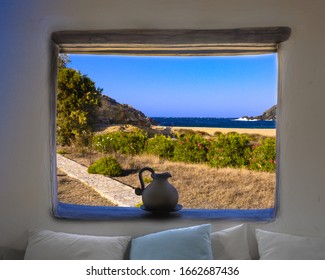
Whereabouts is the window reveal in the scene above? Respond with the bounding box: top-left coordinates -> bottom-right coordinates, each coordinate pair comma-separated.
51,28 -> 291,220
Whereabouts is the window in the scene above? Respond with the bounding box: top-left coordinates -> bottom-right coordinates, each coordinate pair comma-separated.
51,28 -> 291,220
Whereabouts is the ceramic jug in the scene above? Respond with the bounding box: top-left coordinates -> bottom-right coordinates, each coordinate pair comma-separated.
135,167 -> 178,212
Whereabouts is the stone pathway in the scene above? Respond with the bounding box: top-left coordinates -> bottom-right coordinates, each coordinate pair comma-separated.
56,153 -> 142,207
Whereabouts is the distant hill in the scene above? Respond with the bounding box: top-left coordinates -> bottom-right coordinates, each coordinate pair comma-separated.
95,94 -> 156,128
242,105 -> 277,120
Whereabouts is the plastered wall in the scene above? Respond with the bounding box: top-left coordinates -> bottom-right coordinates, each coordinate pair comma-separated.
1,0 -> 325,257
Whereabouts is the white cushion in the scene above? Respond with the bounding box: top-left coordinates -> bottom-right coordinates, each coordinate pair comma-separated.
210,224 -> 251,260
24,229 -> 131,260
256,229 -> 325,260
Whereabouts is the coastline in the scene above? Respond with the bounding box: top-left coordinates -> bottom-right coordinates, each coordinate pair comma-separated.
169,126 -> 276,137
96,124 -> 276,138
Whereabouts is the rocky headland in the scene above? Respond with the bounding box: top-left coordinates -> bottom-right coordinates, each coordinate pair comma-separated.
95,94 -> 156,128
94,94 -> 172,136
242,105 -> 277,120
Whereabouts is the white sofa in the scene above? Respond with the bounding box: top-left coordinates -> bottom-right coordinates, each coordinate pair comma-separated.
1,224 -> 325,260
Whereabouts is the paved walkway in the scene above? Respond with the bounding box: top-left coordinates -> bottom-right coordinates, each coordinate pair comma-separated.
56,153 -> 142,207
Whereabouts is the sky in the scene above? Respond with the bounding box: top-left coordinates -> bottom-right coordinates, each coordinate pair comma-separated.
68,53 -> 278,118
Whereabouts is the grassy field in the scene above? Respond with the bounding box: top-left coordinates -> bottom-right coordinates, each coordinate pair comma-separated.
57,147 -> 275,209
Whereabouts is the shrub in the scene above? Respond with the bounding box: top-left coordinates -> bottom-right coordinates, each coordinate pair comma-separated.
213,131 -> 223,136
175,128 -> 196,136
88,156 -> 122,176
93,129 -> 148,155
57,149 -> 66,155
146,134 -> 175,158
117,130 -> 148,155
92,130 -> 276,173
249,138 -> 276,172
207,133 -> 251,168
92,133 -> 119,153
173,133 -> 210,163
72,131 -> 94,148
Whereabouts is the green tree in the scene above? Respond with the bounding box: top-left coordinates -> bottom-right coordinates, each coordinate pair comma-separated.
56,64 -> 102,146
58,54 -> 70,69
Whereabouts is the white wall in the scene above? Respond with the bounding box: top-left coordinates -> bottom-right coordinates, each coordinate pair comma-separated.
1,0 -> 325,257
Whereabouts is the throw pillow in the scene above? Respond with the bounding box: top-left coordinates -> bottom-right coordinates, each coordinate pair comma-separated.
256,229 -> 325,259
24,229 -> 131,260
130,224 -> 213,260
210,224 -> 251,259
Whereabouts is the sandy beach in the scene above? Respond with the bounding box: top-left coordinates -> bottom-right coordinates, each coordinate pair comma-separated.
170,126 -> 276,137
97,124 -> 276,138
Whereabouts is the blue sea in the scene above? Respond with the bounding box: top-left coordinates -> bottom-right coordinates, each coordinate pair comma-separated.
151,117 -> 276,129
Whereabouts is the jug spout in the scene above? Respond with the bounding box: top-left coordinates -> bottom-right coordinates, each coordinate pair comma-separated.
152,172 -> 172,179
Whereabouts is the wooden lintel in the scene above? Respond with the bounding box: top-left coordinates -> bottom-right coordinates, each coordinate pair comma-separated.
51,27 -> 291,55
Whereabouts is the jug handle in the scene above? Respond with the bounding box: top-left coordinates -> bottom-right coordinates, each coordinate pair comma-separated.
135,167 -> 155,196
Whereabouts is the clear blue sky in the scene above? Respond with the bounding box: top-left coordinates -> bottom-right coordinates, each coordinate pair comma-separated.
68,54 -> 277,118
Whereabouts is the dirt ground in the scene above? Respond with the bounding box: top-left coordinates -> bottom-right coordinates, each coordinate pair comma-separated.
57,168 -> 116,206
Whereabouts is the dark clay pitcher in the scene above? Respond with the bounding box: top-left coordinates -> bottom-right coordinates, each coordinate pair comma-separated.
135,167 -> 179,212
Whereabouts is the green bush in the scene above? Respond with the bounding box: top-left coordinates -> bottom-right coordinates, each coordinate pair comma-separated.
93,129 -> 148,155
174,128 -> 196,136
72,131 -> 94,148
117,130 -> 148,155
92,129 -> 276,173
93,133 -> 115,153
213,131 -> 223,137
146,134 -> 175,158
88,156 -> 122,176
93,133 -> 119,153
56,149 -> 66,155
172,133 -> 210,163
249,138 -> 276,172
207,133 -> 251,168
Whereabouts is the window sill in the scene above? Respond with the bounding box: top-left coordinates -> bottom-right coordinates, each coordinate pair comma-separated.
54,202 -> 275,221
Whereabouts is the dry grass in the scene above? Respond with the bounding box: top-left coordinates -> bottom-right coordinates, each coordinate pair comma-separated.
114,154 -> 275,209
57,147 -> 275,209
57,168 -> 116,206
